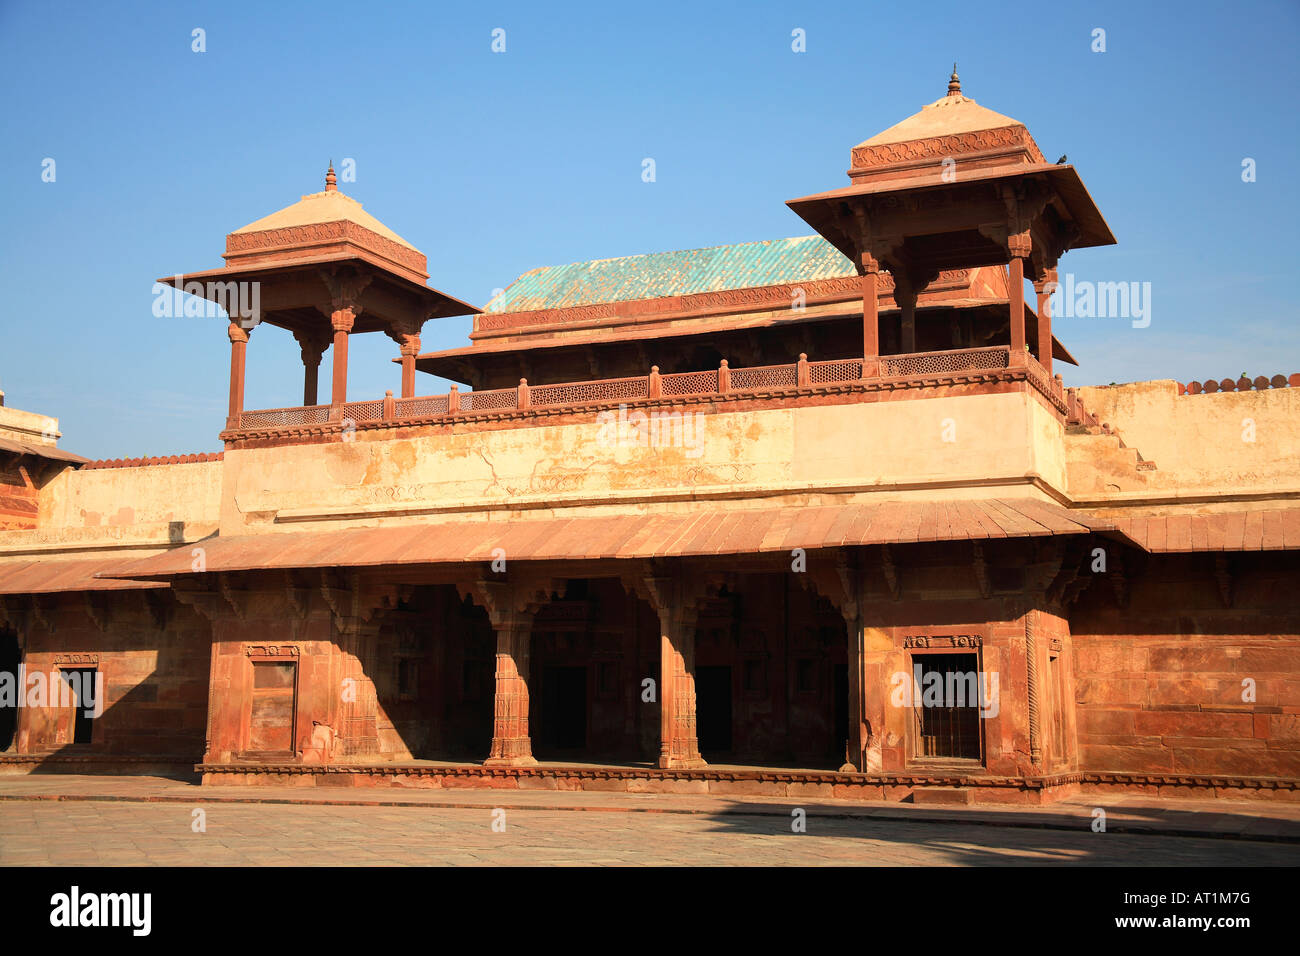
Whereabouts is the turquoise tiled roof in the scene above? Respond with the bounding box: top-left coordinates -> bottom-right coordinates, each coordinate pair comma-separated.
486,235 -> 855,313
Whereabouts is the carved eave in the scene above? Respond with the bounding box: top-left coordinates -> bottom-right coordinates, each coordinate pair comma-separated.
786,163 -> 1115,279
157,254 -> 480,344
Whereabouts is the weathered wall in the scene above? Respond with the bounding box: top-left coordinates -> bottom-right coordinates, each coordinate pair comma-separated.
1075,380 -> 1300,494
14,592 -> 211,758
0,460 -> 224,555
222,389 -> 1067,534
1070,551 -> 1300,779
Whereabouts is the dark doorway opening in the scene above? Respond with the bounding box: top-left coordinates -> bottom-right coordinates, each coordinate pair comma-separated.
696,665 -> 732,756
60,668 -> 98,746
540,666 -> 587,753
832,662 -> 849,761
0,628 -> 18,751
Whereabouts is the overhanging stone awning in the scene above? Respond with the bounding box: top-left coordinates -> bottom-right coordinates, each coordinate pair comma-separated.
106,498 -> 1124,581
0,557 -> 168,594
1108,509 -> 1300,552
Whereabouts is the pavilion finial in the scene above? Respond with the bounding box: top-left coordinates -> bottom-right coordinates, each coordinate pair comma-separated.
325,162 -> 337,192
948,64 -> 961,97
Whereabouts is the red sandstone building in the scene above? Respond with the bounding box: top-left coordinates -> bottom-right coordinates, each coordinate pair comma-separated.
1,74 -> 1296,805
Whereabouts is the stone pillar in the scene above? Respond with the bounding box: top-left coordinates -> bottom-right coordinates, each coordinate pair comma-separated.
894,274 -> 919,354
860,252 -> 880,377
488,617 -> 535,765
399,334 -> 420,399
319,268 -> 371,412
330,308 -> 355,407
294,331 -> 327,408
643,575 -> 706,769
1034,267 -> 1057,375
226,322 -> 250,427
1007,233 -> 1031,366
460,580 -> 550,767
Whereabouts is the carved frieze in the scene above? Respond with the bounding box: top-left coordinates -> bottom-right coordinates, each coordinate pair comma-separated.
225,220 -> 427,276
902,634 -> 983,649
245,645 -> 300,657
850,125 -> 1046,171
53,653 -> 100,665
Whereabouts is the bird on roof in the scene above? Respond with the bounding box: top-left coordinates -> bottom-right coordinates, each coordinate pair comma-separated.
1055,154 -> 1067,164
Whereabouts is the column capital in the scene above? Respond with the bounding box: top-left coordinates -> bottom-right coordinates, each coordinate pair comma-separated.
1033,266 -> 1059,295
1006,230 -> 1033,260
292,329 -> 330,365
330,308 -> 357,334
320,266 -> 372,317
227,321 -> 251,345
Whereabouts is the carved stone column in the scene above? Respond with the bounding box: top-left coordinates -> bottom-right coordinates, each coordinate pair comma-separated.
641,574 -> 706,769
386,319 -> 424,400
1007,232 -> 1031,366
226,322 -> 250,427
1033,266 -> 1057,375
329,308 -> 355,407
320,572 -> 397,760
859,251 -> 880,377
459,579 -> 556,767
320,268 -> 372,409
293,330 -> 329,407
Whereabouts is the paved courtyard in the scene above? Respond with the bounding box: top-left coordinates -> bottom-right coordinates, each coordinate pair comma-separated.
1,796 -> 1295,866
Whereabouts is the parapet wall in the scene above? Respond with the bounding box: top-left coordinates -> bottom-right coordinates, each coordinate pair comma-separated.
221,389 -> 1068,534
1075,380 -> 1300,498
0,458 -> 223,554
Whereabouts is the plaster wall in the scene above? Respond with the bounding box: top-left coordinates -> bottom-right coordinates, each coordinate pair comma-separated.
221,390 -> 1067,534
1075,380 -> 1300,495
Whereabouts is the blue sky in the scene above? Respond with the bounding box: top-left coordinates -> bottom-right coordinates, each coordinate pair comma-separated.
1,0 -> 1296,458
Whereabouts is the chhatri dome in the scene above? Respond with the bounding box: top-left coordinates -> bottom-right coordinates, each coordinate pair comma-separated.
847,67 -> 1047,183
230,163 -> 419,253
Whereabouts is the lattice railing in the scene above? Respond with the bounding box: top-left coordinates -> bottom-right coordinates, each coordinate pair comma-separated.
238,404 -> 332,428
660,369 -> 719,396
729,363 -> 799,390
232,344 -> 1061,433
341,400 -> 385,423
880,346 -> 1010,378
808,358 -> 863,384
530,375 -> 650,407
394,394 -> 449,417
459,388 -> 516,411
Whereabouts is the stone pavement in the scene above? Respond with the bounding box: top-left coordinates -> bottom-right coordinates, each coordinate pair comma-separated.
0,774 -> 1297,865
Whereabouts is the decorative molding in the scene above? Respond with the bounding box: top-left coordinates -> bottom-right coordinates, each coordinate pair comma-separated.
903,634 -> 983,649
52,652 -> 99,665
850,125 -> 1046,171
225,220 -> 428,277
245,644 -> 300,657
